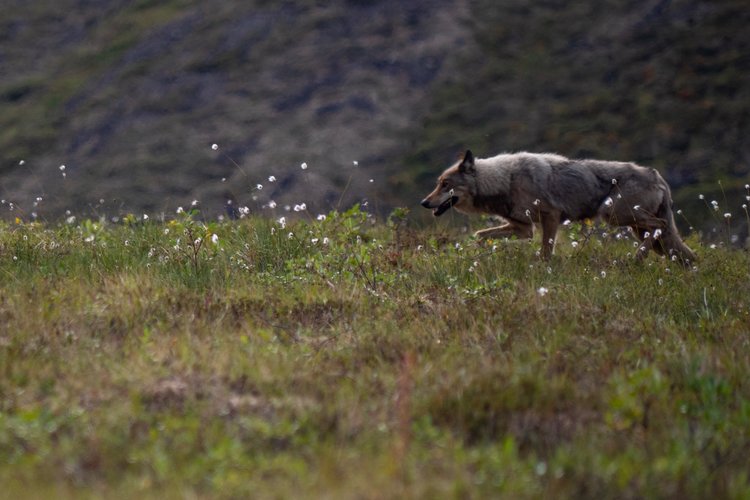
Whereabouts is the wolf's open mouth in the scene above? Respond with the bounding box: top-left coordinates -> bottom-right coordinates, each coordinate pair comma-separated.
433,196 -> 458,216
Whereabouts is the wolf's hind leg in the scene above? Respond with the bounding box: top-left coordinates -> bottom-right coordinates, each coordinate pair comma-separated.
540,214 -> 560,260
632,226 -> 656,260
475,222 -> 533,241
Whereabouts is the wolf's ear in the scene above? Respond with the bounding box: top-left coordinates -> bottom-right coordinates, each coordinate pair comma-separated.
458,149 -> 475,174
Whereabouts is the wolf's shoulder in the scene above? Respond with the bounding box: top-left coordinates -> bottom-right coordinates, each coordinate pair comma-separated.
479,152 -> 570,168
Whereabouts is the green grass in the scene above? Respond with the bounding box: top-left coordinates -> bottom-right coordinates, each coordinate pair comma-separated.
1,206 -> 749,498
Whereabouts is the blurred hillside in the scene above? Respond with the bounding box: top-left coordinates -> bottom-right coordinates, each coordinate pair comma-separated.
0,0 -> 471,218
1,0 -> 748,226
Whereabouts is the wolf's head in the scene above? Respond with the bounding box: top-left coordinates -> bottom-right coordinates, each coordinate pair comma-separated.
420,150 -> 476,216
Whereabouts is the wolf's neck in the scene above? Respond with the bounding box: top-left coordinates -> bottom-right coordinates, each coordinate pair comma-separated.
474,159 -> 510,195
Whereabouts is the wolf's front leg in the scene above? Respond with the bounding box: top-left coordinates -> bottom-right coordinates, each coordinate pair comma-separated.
474,222 -> 533,241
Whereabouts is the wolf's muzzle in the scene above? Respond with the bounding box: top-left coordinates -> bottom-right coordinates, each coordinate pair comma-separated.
422,196 -> 458,216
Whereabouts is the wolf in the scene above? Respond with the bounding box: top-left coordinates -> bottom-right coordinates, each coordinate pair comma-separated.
421,150 -> 696,263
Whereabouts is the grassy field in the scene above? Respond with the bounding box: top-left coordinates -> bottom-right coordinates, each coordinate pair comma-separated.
1,205 -> 749,498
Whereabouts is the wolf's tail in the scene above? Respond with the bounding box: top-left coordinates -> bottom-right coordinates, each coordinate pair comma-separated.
656,187 -> 696,265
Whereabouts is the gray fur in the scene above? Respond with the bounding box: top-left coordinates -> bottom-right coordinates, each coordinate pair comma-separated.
421,150 -> 696,263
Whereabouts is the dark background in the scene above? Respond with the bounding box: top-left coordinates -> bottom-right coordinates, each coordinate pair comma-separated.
1,0 -> 748,231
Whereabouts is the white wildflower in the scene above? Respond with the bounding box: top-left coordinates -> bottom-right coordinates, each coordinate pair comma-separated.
211,143 -> 218,150
176,206 -> 184,214
710,244 -> 717,249
633,205 -> 641,211
267,200 -> 277,209
316,214 -> 326,221
19,160 -> 25,166
191,199 -> 199,207
353,160 -> 359,166
611,178 -> 617,185
600,270 -> 606,278
268,175 -> 276,182
677,209 -> 683,215
571,241 -> 579,248
604,197 -> 613,207
300,162 -> 308,170
143,214 -> 149,221
563,219 -> 571,226
84,235 -> 95,243
699,194 -> 705,200
369,179 -> 374,183
278,216 -> 286,228
59,165 -> 66,171
211,234 -> 219,245
724,212 -> 731,219
311,238 -> 319,244
323,237 -> 330,245
256,184 -> 263,190
537,287 -> 549,297
653,229 -> 662,239
533,199 -> 540,206
288,232 -> 294,239
194,237 -> 202,246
